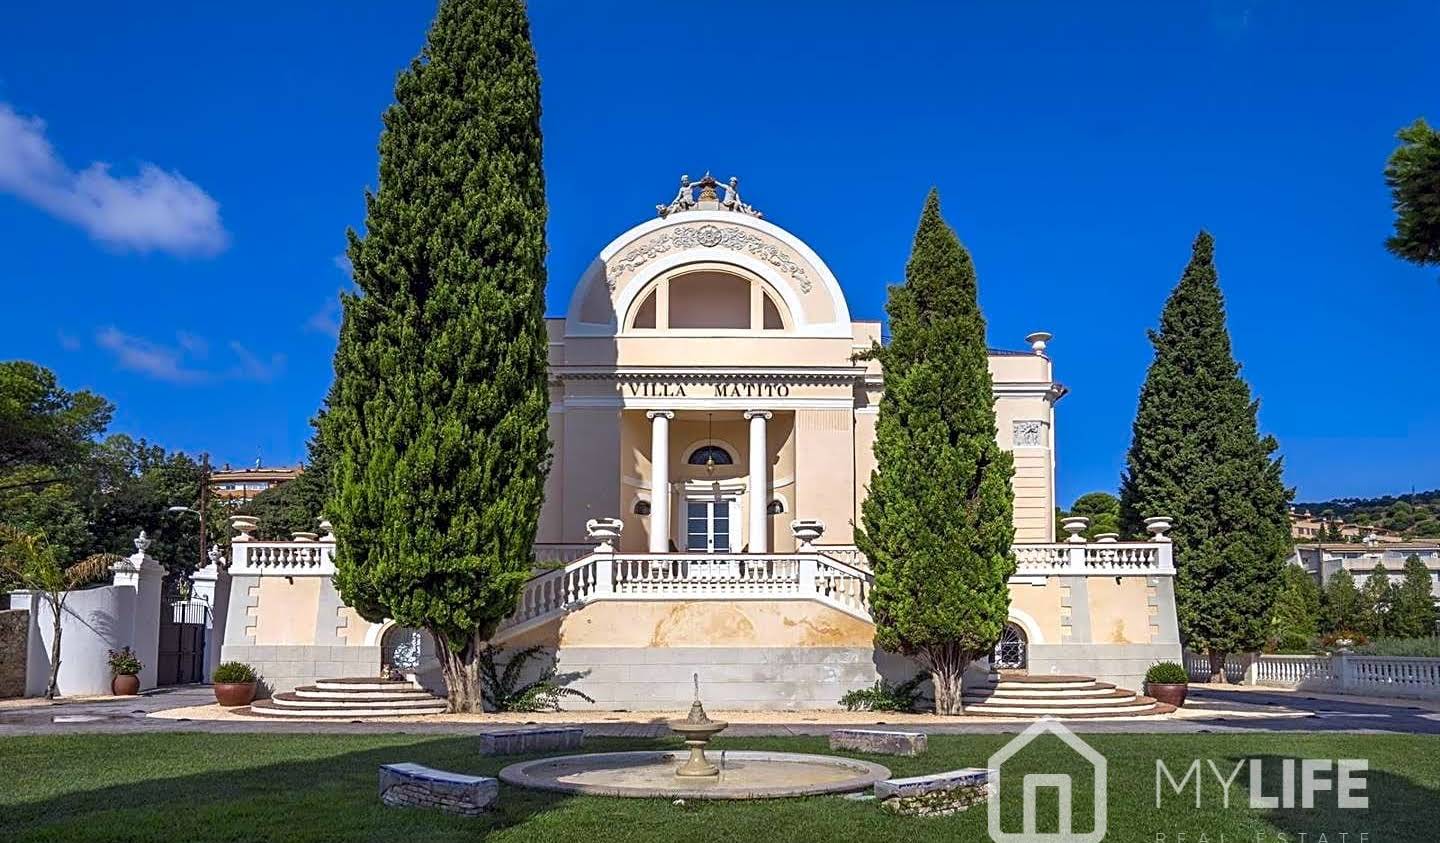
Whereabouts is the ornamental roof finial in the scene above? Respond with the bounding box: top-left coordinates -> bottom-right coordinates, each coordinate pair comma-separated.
657,173 -> 762,219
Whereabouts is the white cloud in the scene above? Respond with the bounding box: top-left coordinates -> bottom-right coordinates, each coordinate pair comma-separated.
305,298 -> 342,338
0,103 -> 229,256
333,253 -> 353,277
94,327 -> 283,385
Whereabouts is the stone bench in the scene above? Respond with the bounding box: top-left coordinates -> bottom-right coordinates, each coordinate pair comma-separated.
875,768 -> 994,817
479,726 -> 584,756
378,763 -> 498,817
829,729 -> 928,757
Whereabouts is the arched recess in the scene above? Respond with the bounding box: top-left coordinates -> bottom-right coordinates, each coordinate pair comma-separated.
622,263 -> 794,334
1005,607 -> 1046,646
565,210 -> 853,338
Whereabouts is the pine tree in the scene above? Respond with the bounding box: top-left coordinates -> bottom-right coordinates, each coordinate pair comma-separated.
1119,232 -> 1292,682
1321,569 -> 1362,635
855,190 -> 1015,715
1270,565 -> 1321,651
1390,555 -> 1437,638
324,0 -> 549,712
1384,118 -> 1440,272
1359,562 -> 1395,638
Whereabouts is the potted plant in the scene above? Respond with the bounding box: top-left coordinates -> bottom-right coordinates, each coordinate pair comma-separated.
212,661 -> 259,706
108,647 -> 142,696
1144,661 -> 1189,707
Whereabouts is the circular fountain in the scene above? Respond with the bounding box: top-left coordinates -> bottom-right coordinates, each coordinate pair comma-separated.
498,675 -> 891,800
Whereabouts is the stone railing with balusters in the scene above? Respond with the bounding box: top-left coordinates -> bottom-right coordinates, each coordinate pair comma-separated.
1184,650 -> 1440,700
496,550 -> 874,637
230,540 -> 336,576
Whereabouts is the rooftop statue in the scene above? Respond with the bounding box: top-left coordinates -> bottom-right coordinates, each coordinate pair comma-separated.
657,172 -> 762,219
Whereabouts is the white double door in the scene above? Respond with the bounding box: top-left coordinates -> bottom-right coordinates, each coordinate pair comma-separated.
684,495 -> 741,552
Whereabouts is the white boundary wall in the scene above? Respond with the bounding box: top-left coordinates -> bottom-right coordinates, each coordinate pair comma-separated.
1184,650 -> 1440,700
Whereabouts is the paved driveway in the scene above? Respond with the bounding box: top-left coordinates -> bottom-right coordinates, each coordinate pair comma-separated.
2,684 -> 1439,737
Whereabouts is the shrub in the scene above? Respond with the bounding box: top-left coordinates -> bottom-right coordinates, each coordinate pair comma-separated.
1351,637 -> 1440,658
839,673 -> 928,712
107,647 -> 142,676
478,644 -> 594,712
213,661 -> 258,683
1145,662 -> 1188,685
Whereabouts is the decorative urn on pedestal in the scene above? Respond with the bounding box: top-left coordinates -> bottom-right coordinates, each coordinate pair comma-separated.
586,518 -> 624,552
790,518 -> 826,550
1061,516 -> 1090,543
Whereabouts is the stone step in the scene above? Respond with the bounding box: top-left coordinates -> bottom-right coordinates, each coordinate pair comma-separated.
967,691 -> 1134,703
961,696 -> 1171,717
989,675 -> 1102,690
267,692 -> 447,710
962,690 -> 1139,707
967,683 -> 1117,698
313,677 -> 422,692
292,685 -> 438,701
247,698 -> 449,718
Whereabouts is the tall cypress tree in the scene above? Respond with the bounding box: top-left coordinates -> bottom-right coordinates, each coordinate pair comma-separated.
324,0 -> 549,712
1120,232 -> 1291,681
1392,554 -> 1439,638
856,190 -> 1015,715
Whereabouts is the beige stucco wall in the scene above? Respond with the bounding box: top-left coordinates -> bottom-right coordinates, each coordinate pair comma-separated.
1086,576 -> 1156,645
252,577 -> 321,646
505,600 -> 876,650
1007,580 -> 1065,644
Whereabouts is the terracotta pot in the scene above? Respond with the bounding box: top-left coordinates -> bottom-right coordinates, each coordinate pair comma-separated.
1146,682 -> 1188,708
214,681 -> 257,707
111,674 -> 140,696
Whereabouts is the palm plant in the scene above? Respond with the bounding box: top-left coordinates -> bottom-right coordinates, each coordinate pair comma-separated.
0,524 -> 123,698
478,644 -> 594,712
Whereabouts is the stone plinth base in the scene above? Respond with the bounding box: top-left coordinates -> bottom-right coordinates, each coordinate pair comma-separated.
378,763 -> 497,817
829,729 -> 928,757
480,726 -> 584,756
875,768 -> 993,817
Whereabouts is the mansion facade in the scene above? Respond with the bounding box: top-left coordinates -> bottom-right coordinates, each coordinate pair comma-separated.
218,175 -> 1181,709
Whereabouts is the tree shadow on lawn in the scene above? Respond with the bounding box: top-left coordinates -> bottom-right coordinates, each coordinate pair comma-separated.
0,733 -> 671,843
1239,752 -> 1440,843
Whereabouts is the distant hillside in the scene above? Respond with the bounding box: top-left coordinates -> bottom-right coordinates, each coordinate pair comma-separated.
1294,490 -> 1440,538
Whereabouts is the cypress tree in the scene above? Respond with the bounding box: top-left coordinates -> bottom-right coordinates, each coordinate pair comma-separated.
1392,554 -> 1439,638
1321,569 -> 1362,635
1119,232 -> 1291,682
855,190 -> 1015,715
1359,562 -> 1395,638
1270,565 -> 1321,651
324,0 -> 549,712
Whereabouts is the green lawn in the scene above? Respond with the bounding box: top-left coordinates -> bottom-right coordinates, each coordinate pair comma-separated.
2,732 -> 1436,842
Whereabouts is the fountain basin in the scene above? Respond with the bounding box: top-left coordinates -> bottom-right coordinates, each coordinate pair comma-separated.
499,750 -> 891,800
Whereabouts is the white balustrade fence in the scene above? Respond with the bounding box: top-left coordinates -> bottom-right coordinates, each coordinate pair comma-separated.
230,541 -> 336,576
1015,541 -> 1173,577
1184,649 -> 1440,700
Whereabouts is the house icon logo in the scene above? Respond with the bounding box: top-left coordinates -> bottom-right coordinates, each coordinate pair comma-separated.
987,717 -> 1108,843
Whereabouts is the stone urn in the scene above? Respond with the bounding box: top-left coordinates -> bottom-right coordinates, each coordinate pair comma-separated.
790,518 -> 826,549
1061,516 -> 1090,543
586,517 -> 624,552
228,515 -> 259,541
291,531 -> 319,542
111,674 -> 140,696
1092,533 -> 1120,544
1144,516 -> 1173,542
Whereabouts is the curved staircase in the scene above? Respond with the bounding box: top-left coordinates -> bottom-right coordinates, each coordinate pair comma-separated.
962,674 -> 1174,717
247,678 -> 448,718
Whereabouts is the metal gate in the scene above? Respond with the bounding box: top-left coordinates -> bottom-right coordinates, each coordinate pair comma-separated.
157,601 -> 208,685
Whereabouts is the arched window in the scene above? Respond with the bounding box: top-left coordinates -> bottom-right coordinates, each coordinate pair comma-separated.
633,499 -> 651,516
687,445 -> 733,467
766,499 -> 785,515
992,623 -> 1028,671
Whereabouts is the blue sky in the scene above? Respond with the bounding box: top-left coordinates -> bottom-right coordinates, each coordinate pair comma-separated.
1,1 -> 1436,506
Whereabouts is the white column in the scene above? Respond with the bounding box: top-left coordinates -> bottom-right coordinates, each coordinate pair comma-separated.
647,411 -> 674,553
745,410 -> 772,553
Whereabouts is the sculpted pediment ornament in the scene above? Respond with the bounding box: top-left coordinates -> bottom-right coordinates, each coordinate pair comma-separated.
606,224 -> 812,293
